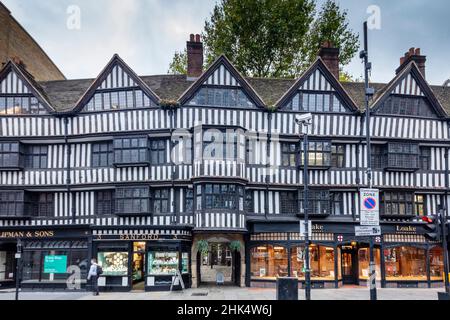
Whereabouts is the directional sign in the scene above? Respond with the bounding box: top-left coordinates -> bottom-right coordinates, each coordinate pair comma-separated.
360,188 -> 380,226
355,226 -> 381,237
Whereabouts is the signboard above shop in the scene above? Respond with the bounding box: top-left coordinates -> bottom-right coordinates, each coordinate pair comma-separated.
360,188 -> 380,226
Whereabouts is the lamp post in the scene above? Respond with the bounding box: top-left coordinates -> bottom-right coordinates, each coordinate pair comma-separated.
295,113 -> 313,301
15,239 -> 22,301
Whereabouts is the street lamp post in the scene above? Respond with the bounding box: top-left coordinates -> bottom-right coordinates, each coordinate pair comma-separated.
295,113 -> 313,301
15,239 -> 22,301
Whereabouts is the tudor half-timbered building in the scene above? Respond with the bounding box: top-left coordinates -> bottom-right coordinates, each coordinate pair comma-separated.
0,36 -> 449,291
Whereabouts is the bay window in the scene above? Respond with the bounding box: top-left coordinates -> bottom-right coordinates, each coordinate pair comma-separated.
386,143 -> 419,170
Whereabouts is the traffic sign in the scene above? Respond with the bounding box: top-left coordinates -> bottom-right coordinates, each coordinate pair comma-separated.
355,226 -> 381,237
360,188 -> 380,226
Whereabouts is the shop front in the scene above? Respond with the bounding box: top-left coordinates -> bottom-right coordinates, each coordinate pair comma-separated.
93,228 -> 192,292
247,221 -> 446,289
0,226 -> 91,291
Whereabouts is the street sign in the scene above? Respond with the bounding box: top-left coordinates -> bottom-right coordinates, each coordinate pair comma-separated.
355,226 -> 381,237
360,188 -> 380,226
300,221 -> 312,237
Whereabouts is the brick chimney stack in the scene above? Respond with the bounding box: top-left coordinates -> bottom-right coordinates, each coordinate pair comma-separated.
396,47 -> 426,78
187,34 -> 203,80
318,41 -> 340,79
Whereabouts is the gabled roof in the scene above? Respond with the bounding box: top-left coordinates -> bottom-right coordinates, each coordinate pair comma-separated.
275,57 -> 359,112
71,54 -> 161,113
0,60 -> 55,113
371,61 -> 448,117
178,55 -> 266,108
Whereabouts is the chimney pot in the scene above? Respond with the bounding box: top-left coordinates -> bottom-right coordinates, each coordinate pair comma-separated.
415,48 -> 421,55
396,47 -> 426,78
187,33 -> 204,79
318,42 -> 340,79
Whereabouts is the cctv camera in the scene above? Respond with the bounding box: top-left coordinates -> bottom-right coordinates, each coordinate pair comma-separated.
295,113 -> 312,125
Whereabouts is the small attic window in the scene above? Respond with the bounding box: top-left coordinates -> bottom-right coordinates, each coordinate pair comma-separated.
83,89 -> 156,112
0,96 -> 47,115
284,92 -> 349,113
187,87 -> 255,108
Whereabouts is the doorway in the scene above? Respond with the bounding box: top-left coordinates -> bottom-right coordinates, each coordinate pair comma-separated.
132,242 -> 145,291
0,245 -> 15,288
341,246 -> 358,285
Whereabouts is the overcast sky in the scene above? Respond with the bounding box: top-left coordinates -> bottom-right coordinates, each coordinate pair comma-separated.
3,0 -> 450,85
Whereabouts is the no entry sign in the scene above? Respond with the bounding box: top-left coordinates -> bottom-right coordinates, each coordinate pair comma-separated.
360,188 -> 380,226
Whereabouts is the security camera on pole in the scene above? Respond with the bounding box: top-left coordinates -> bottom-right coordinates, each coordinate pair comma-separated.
295,112 -> 313,301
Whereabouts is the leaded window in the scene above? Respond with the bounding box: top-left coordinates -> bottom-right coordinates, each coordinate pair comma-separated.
96,190 -> 114,215
419,147 -> 431,171
188,87 -> 255,108
203,130 -> 240,160
152,189 -> 170,214
113,137 -> 149,165
378,95 -> 436,118
0,96 -> 47,115
115,187 -> 149,215
0,142 -> 21,169
150,140 -> 167,165
284,92 -> 347,113
24,145 -> 48,169
301,141 -> 331,167
415,194 -> 426,217
281,143 -> 297,167
0,191 -> 24,217
29,193 -> 54,217
387,143 -> 419,170
280,191 -> 298,214
204,184 -> 237,210
92,142 -> 113,168
331,192 -> 343,215
184,189 -> 194,213
245,190 -> 254,213
331,144 -> 345,168
371,145 -> 385,169
381,191 -> 414,216
300,190 -> 330,215
84,89 -> 156,112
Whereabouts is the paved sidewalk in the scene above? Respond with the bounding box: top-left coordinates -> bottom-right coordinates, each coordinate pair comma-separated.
0,287 -> 443,300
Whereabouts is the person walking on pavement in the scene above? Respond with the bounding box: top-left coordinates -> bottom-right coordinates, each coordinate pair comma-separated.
87,258 -> 102,296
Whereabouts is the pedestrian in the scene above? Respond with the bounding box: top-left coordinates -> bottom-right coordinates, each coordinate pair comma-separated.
87,258 -> 102,296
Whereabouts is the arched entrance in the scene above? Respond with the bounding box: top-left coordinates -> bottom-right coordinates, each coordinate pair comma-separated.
191,234 -> 245,288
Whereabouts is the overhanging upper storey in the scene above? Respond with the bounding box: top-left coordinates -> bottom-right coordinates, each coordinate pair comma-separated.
371,61 -> 447,119
0,60 -> 54,115
73,54 -> 161,113
275,58 -> 359,113
178,55 -> 266,109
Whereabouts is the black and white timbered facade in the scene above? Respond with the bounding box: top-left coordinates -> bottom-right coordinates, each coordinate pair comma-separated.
0,40 -> 449,291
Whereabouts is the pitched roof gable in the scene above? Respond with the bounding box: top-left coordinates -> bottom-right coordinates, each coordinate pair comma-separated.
72,54 -> 161,113
0,60 -> 55,113
178,55 -> 266,108
275,58 -> 359,112
371,61 -> 447,117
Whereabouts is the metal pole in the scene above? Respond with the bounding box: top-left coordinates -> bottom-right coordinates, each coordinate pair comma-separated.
303,126 -> 311,301
440,209 -> 450,294
15,239 -> 22,301
362,21 -> 377,301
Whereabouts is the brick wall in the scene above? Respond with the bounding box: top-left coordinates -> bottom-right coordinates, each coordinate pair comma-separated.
0,2 -> 65,81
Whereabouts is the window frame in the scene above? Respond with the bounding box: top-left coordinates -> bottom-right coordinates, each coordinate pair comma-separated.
24,145 -> 48,170
113,137 -> 149,166
95,190 -> 115,216
331,144 -> 346,168
378,95 -> 437,118
152,188 -> 171,215
281,142 -> 298,167
419,147 -> 431,171
299,190 -> 331,216
386,143 -> 420,171
0,191 -> 25,218
300,141 -> 332,167
114,186 -> 150,216
380,191 -> 415,217
0,142 -> 22,169
150,139 -> 168,165
279,191 -> 298,215
91,142 -> 114,168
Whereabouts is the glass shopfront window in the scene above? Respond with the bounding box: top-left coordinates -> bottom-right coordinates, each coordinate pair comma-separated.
290,246 -> 305,279
429,246 -> 444,281
310,245 -> 335,280
250,245 -> 288,279
358,247 -> 381,280
147,252 -> 179,275
98,252 -> 129,276
384,246 -> 427,281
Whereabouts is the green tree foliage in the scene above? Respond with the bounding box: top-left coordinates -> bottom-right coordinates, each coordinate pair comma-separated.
168,0 -> 359,78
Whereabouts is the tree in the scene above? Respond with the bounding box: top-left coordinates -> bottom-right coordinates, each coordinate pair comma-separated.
168,0 -> 359,78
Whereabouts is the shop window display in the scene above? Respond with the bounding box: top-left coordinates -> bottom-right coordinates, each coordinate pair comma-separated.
310,245 -> 335,280
290,246 -> 306,279
358,248 -> 381,280
148,252 -> 179,275
98,252 -> 129,276
429,246 -> 444,281
384,246 -> 427,280
250,245 -> 288,279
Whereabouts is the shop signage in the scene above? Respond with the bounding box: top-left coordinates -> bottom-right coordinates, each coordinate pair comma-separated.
395,225 -> 417,234
355,226 -> 382,237
0,230 -> 55,239
360,188 -> 380,226
94,233 -> 192,241
44,255 -> 68,274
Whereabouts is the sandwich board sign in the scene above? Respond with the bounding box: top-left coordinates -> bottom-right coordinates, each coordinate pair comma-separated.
360,188 -> 380,226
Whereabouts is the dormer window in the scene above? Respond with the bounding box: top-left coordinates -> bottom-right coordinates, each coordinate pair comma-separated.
0,96 -> 47,115
284,92 -> 347,112
378,95 -> 436,118
188,87 -> 255,108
